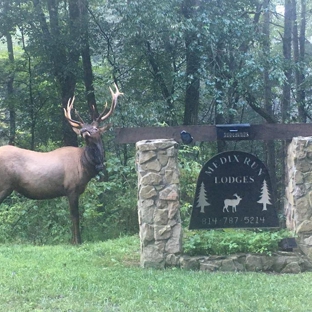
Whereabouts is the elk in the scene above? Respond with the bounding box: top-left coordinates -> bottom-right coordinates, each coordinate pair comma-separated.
223,193 -> 242,213
0,84 -> 122,244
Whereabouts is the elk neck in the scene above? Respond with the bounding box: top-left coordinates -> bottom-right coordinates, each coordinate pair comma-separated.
82,140 -> 105,176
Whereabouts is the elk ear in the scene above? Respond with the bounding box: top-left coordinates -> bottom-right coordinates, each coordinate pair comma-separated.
99,123 -> 112,134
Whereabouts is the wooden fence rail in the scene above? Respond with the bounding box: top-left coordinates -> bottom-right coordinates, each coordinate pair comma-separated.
115,123 -> 312,144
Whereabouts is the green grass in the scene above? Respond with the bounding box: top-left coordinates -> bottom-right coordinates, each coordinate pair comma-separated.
1,236 -> 312,311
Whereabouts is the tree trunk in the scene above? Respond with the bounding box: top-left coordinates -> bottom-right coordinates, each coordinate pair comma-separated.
292,0 -> 306,122
34,0 -> 80,147
183,33 -> 200,125
5,32 -> 16,145
48,0 -> 78,146
145,41 -> 175,125
281,0 -> 292,123
215,79 -> 226,152
281,0 -> 294,224
60,0 -> 82,147
3,0 -> 16,145
262,0 -> 277,206
182,0 -> 200,125
78,0 -> 98,119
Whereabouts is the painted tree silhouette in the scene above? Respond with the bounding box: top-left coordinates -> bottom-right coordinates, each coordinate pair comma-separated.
257,179 -> 272,211
196,182 -> 210,213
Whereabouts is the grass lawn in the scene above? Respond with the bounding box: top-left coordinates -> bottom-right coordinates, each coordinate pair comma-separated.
0,235 -> 312,311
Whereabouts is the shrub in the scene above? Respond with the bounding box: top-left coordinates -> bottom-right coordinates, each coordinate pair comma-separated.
183,228 -> 294,256
178,145 -> 203,226
0,194 -> 71,244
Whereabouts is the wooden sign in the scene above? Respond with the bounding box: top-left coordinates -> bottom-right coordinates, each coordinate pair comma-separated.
189,151 -> 279,229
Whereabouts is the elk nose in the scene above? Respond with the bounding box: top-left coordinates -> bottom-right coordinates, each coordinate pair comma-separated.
80,129 -> 90,138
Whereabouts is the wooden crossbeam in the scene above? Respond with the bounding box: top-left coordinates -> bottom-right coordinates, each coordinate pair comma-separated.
115,123 -> 312,144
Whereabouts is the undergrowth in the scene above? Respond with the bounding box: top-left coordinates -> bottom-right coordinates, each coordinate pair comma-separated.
183,229 -> 293,256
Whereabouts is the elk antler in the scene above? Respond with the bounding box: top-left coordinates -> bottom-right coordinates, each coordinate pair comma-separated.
64,84 -> 123,129
96,83 -> 123,122
63,96 -> 84,129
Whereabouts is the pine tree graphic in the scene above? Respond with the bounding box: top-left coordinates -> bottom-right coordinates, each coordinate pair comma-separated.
257,179 -> 272,211
196,182 -> 210,213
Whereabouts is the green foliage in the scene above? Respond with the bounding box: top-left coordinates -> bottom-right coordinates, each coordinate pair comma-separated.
178,144 -> 215,226
0,194 -> 71,244
178,146 -> 201,226
179,146 -> 202,198
80,156 -> 138,241
183,229 -> 294,256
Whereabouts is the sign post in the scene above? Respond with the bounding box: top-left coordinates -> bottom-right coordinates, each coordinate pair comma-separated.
189,151 -> 279,229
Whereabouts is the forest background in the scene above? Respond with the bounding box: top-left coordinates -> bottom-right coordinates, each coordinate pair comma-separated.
0,0 -> 311,244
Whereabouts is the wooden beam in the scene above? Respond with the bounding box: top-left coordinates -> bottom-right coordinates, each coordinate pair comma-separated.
114,123 -> 312,144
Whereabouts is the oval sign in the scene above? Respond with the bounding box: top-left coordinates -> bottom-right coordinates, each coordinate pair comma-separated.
189,151 -> 279,229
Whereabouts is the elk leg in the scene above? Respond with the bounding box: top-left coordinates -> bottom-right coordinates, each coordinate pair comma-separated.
68,194 -> 82,244
0,189 -> 13,204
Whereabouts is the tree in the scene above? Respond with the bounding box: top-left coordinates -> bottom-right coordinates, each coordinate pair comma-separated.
257,179 -> 272,211
196,182 -> 210,213
181,0 -> 201,126
281,0 -> 292,123
262,0 -> 277,205
24,0 -> 79,146
79,0 -> 97,117
292,0 -> 306,122
0,1 -> 16,145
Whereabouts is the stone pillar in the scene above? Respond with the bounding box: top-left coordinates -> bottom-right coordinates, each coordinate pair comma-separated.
136,139 -> 182,268
285,137 -> 312,259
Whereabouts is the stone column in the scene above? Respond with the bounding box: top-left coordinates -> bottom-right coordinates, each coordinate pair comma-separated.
285,137 -> 312,259
136,139 -> 182,268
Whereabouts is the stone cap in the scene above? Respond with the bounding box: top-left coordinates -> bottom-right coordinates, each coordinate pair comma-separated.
136,139 -> 178,151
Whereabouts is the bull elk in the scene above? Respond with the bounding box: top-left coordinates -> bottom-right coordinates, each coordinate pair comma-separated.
0,84 -> 122,244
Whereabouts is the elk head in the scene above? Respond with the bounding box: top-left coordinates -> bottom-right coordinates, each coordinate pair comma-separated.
64,83 -> 123,173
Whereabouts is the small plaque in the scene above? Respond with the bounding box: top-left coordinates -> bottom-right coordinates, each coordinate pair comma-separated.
216,124 -> 250,140
189,151 -> 279,229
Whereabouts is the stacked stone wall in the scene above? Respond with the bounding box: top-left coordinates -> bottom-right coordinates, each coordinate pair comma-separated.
136,139 -> 182,268
285,137 -> 312,259
180,252 -> 312,273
